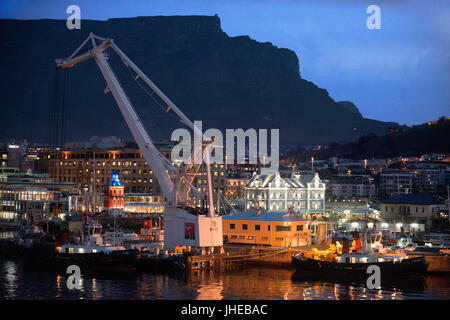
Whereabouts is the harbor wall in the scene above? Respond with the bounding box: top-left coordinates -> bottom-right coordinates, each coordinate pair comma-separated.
426,254 -> 450,273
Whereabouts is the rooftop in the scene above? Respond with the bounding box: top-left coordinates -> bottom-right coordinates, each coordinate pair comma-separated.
382,193 -> 444,205
222,211 -> 308,222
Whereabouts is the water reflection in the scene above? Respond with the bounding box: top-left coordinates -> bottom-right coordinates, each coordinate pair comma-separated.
3,260 -> 18,299
0,260 -> 449,300
0,232 -> 16,239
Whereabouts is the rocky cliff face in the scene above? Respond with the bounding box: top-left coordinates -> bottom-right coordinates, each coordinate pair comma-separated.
0,15 -> 397,144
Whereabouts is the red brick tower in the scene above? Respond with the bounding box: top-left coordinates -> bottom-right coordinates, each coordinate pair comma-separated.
104,171 -> 124,211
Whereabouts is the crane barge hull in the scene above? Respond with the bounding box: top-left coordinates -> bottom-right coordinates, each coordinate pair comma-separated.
292,254 -> 429,276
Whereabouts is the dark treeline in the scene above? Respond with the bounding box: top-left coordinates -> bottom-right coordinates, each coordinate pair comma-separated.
287,117 -> 450,161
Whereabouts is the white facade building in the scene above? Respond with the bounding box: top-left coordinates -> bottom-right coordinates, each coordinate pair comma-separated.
244,172 -> 326,213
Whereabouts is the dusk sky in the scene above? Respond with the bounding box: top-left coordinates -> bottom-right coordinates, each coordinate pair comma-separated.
1,0 -> 449,126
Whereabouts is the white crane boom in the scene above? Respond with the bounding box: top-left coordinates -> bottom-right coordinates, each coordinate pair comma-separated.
93,49 -> 176,203
55,33 -> 216,216
56,33 -> 224,252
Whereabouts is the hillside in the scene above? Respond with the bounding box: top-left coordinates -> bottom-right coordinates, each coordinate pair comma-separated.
0,15 -> 398,144
287,117 -> 450,160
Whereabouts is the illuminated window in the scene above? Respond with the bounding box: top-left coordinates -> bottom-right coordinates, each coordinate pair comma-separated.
276,225 -> 291,232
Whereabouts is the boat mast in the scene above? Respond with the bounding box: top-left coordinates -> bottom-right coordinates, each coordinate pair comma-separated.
363,201 -> 369,254
362,179 -> 373,254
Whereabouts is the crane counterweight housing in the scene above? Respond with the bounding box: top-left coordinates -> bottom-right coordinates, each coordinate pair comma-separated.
56,33 -> 223,253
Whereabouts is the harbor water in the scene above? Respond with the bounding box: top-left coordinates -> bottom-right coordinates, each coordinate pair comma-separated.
1,232 -> 449,300
1,258 -> 449,300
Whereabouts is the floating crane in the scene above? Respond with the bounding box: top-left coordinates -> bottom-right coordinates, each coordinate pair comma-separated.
55,33 -> 223,253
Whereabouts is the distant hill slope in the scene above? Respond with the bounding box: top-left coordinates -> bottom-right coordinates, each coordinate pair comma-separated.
0,16 -> 398,144
287,118 -> 450,160
337,101 -> 362,117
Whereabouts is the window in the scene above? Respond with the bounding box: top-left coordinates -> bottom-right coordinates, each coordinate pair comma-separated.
276,225 -> 291,232
297,225 -> 303,231
230,235 -> 237,239
248,236 -> 254,240
230,223 -> 235,230
239,235 -> 245,239
255,225 -> 260,231
262,237 -> 268,241
268,225 -> 271,231
242,224 -> 248,230
275,237 -> 284,241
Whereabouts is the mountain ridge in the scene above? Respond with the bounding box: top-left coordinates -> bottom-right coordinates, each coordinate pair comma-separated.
0,15 -> 398,144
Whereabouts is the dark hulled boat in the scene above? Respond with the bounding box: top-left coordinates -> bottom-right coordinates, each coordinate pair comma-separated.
292,252 -> 429,277
0,222 -> 140,273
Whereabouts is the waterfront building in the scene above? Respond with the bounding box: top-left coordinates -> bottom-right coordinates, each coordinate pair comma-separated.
4,142 -> 26,168
224,175 -> 249,200
0,144 -> 7,167
325,200 -> 380,222
244,172 -> 326,214
222,211 -> 330,247
124,193 -> 164,214
327,175 -> 375,200
39,143 -> 227,211
0,174 -> 78,220
378,171 -> 414,198
0,167 -> 19,182
409,166 -> 446,193
380,193 -> 446,232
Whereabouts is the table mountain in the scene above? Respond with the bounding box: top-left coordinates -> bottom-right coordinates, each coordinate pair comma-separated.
0,15 -> 398,145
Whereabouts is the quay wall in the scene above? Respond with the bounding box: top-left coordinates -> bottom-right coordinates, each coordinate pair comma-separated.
426,254 -> 450,273
223,244 -> 326,268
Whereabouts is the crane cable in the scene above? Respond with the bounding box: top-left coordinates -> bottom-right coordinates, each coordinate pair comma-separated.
120,57 -> 183,130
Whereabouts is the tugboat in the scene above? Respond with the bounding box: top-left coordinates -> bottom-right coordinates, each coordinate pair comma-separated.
52,220 -> 140,272
1,215 -> 140,273
292,203 -> 429,278
292,250 -> 428,276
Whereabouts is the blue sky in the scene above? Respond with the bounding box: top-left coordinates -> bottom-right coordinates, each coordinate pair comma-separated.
1,0 -> 449,125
